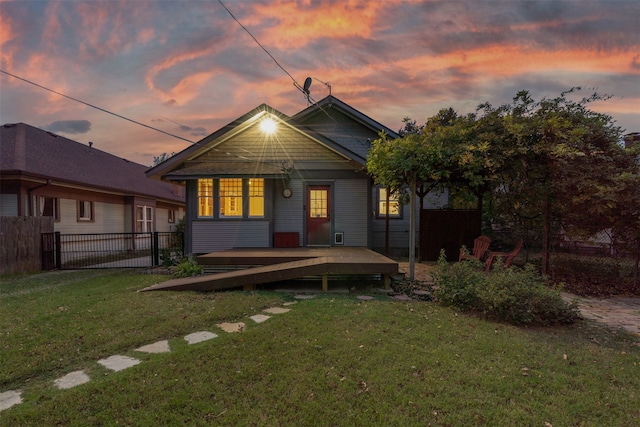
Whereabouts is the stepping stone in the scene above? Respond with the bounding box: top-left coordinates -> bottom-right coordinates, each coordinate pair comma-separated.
135,340 -> 171,353
393,295 -> 413,301
98,355 -> 141,372
55,370 -> 90,389
217,322 -> 245,333
250,314 -> 271,324
0,390 -> 22,412
294,294 -> 316,300
357,295 -> 375,301
264,307 -> 290,314
413,290 -> 431,296
184,331 -> 218,344
282,301 -> 297,306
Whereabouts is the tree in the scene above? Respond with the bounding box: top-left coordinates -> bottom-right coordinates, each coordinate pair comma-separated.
367,108 -> 503,279
367,131 -> 449,279
496,89 -> 631,276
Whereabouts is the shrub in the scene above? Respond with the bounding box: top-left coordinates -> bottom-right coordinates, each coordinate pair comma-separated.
433,250 -> 484,310
434,250 -> 581,326
173,256 -> 204,278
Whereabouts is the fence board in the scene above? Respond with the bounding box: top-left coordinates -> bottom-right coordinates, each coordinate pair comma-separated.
420,209 -> 481,261
1,216 -> 54,275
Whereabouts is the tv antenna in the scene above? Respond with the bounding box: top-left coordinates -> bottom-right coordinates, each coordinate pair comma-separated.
314,77 -> 331,96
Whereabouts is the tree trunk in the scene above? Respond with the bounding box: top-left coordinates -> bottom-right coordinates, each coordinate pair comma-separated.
542,196 -> 551,276
385,188 -> 390,256
634,236 -> 639,289
409,175 -> 417,281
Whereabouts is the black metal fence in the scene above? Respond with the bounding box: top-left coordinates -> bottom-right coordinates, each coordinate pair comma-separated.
41,232 -> 184,270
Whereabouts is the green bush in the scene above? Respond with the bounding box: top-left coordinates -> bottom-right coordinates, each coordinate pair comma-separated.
433,251 -> 484,310
434,250 -> 581,326
173,256 -> 204,278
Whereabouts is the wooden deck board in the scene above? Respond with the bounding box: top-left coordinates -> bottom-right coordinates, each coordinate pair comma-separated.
140,247 -> 398,292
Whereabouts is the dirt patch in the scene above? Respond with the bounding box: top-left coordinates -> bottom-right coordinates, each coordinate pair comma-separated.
554,273 -> 640,298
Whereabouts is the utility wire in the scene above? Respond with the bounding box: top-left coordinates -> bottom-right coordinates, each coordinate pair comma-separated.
0,69 -> 197,144
216,0 -> 305,94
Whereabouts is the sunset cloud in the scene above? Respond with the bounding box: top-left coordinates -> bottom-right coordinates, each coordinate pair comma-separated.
45,119 -> 91,134
0,0 -> 638,164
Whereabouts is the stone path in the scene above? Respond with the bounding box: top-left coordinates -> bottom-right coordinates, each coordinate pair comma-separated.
1,297 -> 306,413
562,293 -> 640,336
3,290 -> 640,413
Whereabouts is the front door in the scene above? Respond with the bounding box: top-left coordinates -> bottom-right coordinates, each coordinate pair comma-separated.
307,186 -> 331,246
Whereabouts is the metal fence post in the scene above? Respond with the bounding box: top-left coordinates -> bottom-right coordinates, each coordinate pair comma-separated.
153,232 -> 159,266
55,232 -> 61,270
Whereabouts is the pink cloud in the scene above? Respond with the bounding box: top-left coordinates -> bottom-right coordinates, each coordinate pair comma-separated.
245,0 -> 386,49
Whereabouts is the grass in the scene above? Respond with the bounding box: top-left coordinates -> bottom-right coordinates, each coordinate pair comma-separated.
1,270 -> 639,426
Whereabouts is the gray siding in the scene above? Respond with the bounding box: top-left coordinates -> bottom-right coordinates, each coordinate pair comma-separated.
195,126 -> 346,163
371,188 -> 449,256
273,179 -> 304,246
334,179 -> 368,246
192,220 -> 270,253
295,109 -> 380,160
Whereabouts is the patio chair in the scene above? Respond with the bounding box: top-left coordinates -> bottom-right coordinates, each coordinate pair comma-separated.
484,239 -> 524,271
459,235 -> 491,262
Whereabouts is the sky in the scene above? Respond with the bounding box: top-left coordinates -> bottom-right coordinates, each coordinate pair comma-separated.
1,0 -> 639,166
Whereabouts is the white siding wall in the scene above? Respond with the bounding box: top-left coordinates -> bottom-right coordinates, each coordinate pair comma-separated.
192,220 -> 270,253
155,208 -> 185,232
334,179 -> 368,246
156,208 -> 170,232
56,199 -> 125,233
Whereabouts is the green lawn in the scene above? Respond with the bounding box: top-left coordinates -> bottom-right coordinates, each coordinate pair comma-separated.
1,270 -> 639,426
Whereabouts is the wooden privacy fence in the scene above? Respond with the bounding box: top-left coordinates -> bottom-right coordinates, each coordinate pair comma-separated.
420,209 -> 481,261
1,216 -> 54,275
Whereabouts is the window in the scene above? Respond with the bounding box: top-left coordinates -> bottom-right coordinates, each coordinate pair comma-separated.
198,179 -> 214,217
197,178 -> 265,219
309,189 -> 328,218
249,178 -> 264,217
378,187 -> 400,218
219,178 -> 243,217
34,196 -> 59,221
77,200 -> 94,221
136,206 -> 153,232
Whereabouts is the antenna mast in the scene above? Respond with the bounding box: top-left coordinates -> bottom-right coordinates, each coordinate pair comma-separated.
314,77 -> 332,96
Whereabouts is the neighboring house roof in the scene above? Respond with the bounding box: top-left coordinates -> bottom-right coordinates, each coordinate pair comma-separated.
1,122 -> 184,203
147,95 -> 396,181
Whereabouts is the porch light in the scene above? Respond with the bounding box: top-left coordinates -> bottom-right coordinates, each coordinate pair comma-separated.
260,117 -> 277,134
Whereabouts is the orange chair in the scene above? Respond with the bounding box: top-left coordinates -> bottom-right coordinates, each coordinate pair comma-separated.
459,236 -> 491,262
485,239 -> 524,271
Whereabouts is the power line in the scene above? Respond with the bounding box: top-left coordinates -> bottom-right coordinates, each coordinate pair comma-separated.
0,69 -> 197,144
216,0 -> 308,95
214,2 -> 370,146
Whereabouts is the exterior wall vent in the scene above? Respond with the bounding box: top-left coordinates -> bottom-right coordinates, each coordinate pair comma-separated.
334,232 -> 344,245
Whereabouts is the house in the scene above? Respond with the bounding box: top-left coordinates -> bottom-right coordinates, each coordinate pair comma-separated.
0,123 -> 185,234
146,95 -> 447,257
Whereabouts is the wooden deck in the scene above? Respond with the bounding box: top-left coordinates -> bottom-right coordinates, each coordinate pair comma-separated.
139,247 -> 398,292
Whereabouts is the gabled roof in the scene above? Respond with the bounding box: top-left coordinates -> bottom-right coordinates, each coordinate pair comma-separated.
147,102 -> 371,181
292,95 -> 399,159
294,95 -> 398,138
1,123 -> 184,203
